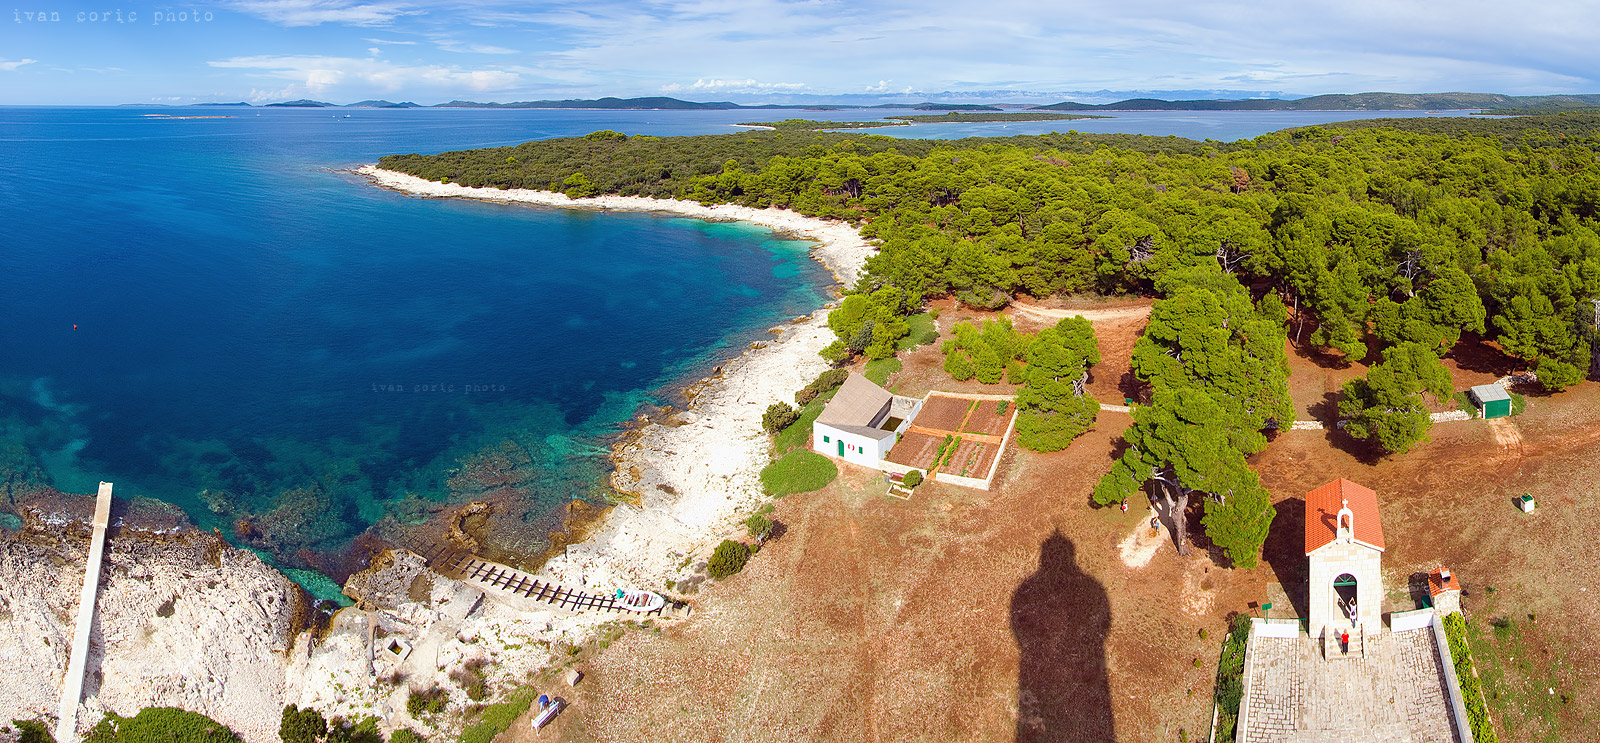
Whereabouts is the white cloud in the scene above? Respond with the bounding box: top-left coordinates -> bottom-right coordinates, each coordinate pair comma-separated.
222,0 -> 418,27
210,55 -> 520,98
661,78 -> 807,94
0,59 -> 37,72
432,38 -> 520,55
362,37 -> 418,45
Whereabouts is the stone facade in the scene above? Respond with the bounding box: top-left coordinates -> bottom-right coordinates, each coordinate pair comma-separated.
1308,538 -> 1383,640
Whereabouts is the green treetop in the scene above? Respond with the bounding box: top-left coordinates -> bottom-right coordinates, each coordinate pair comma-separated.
1338,341 -> 1454,454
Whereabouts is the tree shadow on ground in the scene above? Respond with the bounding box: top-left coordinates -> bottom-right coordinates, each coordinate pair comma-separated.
1448,333 -> 1519,377
1260,497 -> 1309,621
1117,370 -> 1148,406
1010,530 -> 1115,743
1318,408 -> 1385,466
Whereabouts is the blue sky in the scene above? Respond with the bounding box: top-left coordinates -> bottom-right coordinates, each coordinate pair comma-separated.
0,0 -> 1594,104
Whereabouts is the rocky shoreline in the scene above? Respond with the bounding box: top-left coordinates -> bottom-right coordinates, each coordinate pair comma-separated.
357,166 -> 874,593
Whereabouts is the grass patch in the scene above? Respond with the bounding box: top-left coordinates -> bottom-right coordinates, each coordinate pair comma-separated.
1444,612 -> 1501,743
459,688 -> 538,743
1510,391 -> 1526,416
864,357 -> 902,385
897,313 -> 939,350
1454,391 -> 1477,416
773,397 -> 826,454
760,449 -> 838,496
1211,614 -> 1250,741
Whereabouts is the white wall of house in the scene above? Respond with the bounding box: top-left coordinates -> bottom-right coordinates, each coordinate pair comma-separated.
813,423 -> 892,468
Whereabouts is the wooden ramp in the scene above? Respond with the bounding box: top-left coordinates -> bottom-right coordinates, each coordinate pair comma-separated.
407,542 -> 673,618
56,482 -> 113,743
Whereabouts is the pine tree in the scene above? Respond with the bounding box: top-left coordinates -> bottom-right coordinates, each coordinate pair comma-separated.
1338,342 -> 1454,454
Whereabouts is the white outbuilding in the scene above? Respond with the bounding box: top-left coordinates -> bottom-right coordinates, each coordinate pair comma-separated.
812,373 -> 912,469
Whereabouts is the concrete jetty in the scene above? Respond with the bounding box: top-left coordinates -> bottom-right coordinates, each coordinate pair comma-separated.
55,481 -> 113,743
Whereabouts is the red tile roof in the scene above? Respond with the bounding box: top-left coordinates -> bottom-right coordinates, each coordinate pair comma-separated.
1304,478 -> 1385,554
1428,568 -> 1461,597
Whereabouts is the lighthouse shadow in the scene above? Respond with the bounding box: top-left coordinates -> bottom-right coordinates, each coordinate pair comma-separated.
1010,529 -> 1115,742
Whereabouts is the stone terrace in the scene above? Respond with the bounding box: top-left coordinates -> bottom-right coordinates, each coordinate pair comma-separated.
1241,630 -> 1462,743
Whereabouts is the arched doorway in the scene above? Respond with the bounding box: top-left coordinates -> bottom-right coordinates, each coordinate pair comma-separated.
1333,573 -> 1358,624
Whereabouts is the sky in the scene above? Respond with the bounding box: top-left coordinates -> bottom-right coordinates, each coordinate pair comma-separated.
0,0 -> 1596,105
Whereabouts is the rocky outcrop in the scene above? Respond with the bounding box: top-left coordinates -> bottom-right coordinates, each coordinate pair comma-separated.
0,517 -> 306,743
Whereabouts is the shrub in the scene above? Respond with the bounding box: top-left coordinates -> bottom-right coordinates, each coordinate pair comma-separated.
583,129 -> 628,141
1211,614 -> 1251,741
1443,612 -> 1500,743
279,706 -> 326,743
1510,391 -> 1526,416
389,731 -> 426,743
1453,391 -> 1476,416
897,313 -> 939,350
795,369 -> 849,405
772,399 -> 825,454
14,720 -> 53,743
406,686 -> 449,716
744,513 -> 774,540
450,658 -> 489,701
902,470 -> 923,488
85,708 -> 241,743
762,402 -> 800,433
325,717 -> 382,743
708,540 -> 751,579
759,449 -> 838,496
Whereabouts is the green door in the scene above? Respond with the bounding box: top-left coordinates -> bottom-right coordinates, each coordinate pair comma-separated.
838,439 -> 845,456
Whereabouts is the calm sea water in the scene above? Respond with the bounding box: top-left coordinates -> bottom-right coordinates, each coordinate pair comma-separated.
0,106 -> 1478,591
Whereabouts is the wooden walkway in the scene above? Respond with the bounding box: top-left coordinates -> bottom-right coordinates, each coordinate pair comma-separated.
407,542 -> 666,618
56,482 -> 113,743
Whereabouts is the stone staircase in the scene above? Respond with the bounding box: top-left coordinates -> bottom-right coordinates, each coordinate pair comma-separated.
1323,625 -> 1365,660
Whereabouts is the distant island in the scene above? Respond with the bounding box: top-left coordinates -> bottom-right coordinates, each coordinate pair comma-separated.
1030,91 -> 1600,111
741,112 -> 1111,132
126,91 -> 1600,113
130,96 -> 1004,111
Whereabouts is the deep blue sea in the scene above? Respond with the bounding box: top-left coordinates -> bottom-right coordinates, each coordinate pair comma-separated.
0,106 -> 1481,592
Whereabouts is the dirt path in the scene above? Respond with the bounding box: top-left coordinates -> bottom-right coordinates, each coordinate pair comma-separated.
1009,301 -> 1152,323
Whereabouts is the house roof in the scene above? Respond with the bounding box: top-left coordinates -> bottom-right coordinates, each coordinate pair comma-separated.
816,373 -> 892,428
1428,567 -> 1461,597
827,424 -> 897,441
1304,478 -> 1385,554
1470,383 -> 1510,403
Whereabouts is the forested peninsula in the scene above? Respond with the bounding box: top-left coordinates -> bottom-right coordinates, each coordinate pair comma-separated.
382,113 -> 1600,389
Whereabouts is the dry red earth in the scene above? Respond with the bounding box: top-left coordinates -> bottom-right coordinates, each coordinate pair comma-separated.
502,303 -> 1600,743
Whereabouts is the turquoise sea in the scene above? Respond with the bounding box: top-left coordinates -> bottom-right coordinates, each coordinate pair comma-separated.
0,106 -> 1480,592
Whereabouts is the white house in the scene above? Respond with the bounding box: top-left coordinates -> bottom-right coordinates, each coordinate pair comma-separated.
812,373 -> 914,468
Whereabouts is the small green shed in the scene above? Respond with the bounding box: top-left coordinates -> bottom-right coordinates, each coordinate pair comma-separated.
1469,383 -> 1511,419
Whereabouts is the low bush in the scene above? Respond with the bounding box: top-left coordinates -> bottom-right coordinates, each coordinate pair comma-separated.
744,513 -> 774,540
1443,612 -> 1500,743
1453,391 -> 1476,416
795,369 -> 849,405
388,730 -> 426,743
762,402 -> 801,433
85,708 -> 241,743
708,540 -> 751,579
759,450 -> 838,496
1509,392 -> 1526,416
1211,614 -> 1251,741
14,720 -> 53,743
279,705 -> 326,743
772,399 -> 825,454
406,686 -> 449,717
902,470 -> 923,488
